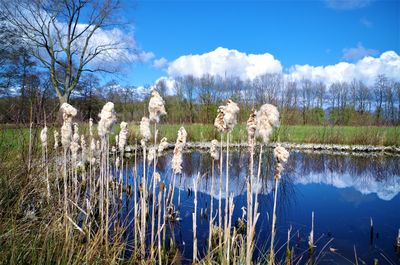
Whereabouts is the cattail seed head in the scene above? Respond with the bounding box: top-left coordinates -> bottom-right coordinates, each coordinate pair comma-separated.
224,99 -> 240,131
171,127 -> 187,174
158,137 -> 169,155
53,130 -> 59,150
255,104 -> 280,143
210,139 -> 219,160
214,106 -> 226,133
40,126 -> 48,148
60,103 -> 77,149
274,144 -> 289,163
118,121 -> 129,152
98,102 -> 117,139
148,88 -> 167,123
147,147 -> 156,164
246,109 -> 257,143
89,118 -> 93,137
140,117 -> 151,142
214,99 -> 240,133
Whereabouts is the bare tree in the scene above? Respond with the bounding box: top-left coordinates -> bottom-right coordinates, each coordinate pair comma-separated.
1,0 -> 130,104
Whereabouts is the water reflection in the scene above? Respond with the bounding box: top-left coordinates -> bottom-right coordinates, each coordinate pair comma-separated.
123,149 -> 400,264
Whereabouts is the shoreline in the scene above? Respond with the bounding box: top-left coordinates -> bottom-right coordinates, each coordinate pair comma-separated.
125,142 -> 400,156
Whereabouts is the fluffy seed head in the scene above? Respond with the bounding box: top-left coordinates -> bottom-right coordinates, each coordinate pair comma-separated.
158,137 -> 169,155
171,127 -> 187,174
224,99 -> 240,130
246,109 -> 257,143
89,118 -> 93,137
147,147 -> 156,164
255,104 -> 280,143
60,103 -> 77,149
210,139 -> 219,160
98,102 -> 117,139
140,117 -> 151,142
118,121 -> 129,152
53,130 -> 59,150
214,99 -> 240,133
40,126 -> 48,148
274,144 -> 289,163
148,88 -> 167,123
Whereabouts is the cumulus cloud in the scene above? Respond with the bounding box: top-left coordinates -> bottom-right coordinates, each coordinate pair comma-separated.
155,76 -> 177,95
162,47 -> 400,87
325,0 -> 372,10
72,24 -> 154,67
287,50 -> 400,86
153,57 -> 168,68
342,42 -> 379,62
167,47 -> 282,80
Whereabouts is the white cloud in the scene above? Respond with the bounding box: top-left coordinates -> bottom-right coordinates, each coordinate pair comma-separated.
153,57 -> 168,68
342,42 -> 379,62
360,17 -> 373,28
155,76 -> 177,95
167,47 -> 282,80
325,0 -> 372,10
287,51 -> 400,86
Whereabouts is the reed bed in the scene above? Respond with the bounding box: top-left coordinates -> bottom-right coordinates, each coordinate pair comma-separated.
0,90 -> 348,265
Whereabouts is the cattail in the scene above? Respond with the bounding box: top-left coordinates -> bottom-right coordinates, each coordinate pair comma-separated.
40,126 -> 48,148
247,109 -> 257,144
53,130 -> 59,150
157,137 -> 169,155
140,117 -> 151,143
224,99 -> 240,131
210,139 -> 219,160
118,121 -> 128,152
171,127 -> 187,174
255,104 -> 279,143
213,99 -> 240,133
270,143 -> 290,263
214,105 -> 226,133
89,118 -> 93,137
98,102 -> 117,139
81,135 -> 88,163
60,103 -> 77,149
148,88 -> 167,123
70,123 -> 80,162
274,144 -> 290,180
147,147 -> 156,164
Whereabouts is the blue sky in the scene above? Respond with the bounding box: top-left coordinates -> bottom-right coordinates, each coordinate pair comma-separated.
113,0 -> 399,87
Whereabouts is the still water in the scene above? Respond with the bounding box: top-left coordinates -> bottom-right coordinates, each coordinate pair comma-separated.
120,149 -> 400,264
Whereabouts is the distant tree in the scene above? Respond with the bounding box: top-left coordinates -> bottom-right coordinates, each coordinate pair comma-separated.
1,0 -> 130,104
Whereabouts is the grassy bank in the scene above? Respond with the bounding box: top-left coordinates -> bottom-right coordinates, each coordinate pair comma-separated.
2,124 -> 400,148
129,124 -> 400,146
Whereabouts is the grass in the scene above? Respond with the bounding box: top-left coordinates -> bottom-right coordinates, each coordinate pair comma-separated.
134,124 -> 400,146
2,124 -> 400,150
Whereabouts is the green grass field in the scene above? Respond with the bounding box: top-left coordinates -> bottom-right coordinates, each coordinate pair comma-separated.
2,124 -> 400,149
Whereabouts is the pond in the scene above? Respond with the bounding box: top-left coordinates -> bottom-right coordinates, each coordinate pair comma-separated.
119,149 -> 400,264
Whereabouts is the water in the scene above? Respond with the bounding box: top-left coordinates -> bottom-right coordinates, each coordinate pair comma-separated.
119,149 -> 400,264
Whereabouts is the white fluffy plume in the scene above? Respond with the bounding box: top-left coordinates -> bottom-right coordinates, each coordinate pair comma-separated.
40,126 -> 48,148
98,102 -> 117,139
158,137 -> 169,155
60,103 -> 77,149
210,139 -> 219,160
140,117 -> 151,142
274,144 -> 289,163
214,99 -> 240,133
255,104 -> 280,143
53,130 -> 59,150
171,127 -> 187,174
118,121 -> 129,152
148,88 -> 167,123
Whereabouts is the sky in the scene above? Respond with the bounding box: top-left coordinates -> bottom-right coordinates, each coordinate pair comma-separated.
104,0 -> 400,88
